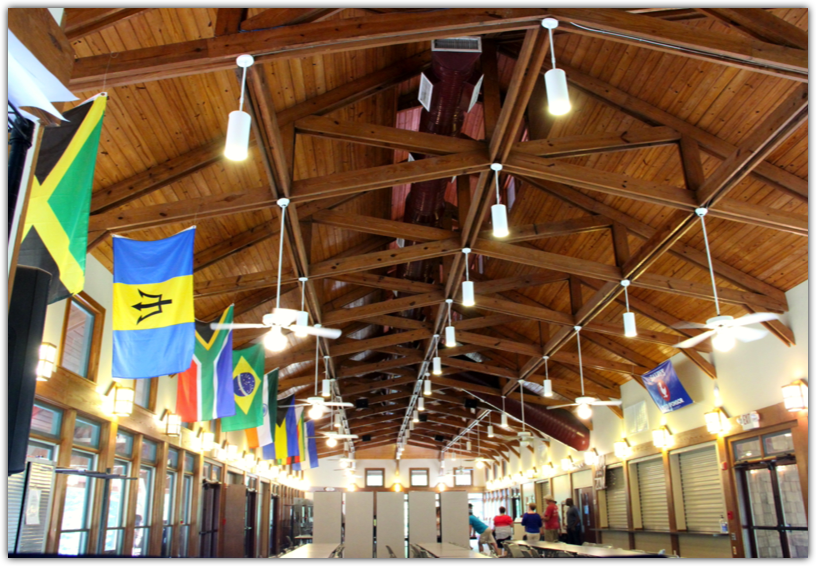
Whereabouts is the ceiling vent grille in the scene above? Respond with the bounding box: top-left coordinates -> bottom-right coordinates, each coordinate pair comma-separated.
432,37 -> 482,53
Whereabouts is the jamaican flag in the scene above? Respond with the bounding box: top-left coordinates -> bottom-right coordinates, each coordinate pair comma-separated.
18,95 -> 107,304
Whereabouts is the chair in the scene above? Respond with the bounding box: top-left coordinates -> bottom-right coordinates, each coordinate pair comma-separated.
286,536 -> 294,548
629,549 -> 649,554
386,545 -> 398,558
330,545 -> 345,558
554,551 -> 575,558
504,543 -> 528,559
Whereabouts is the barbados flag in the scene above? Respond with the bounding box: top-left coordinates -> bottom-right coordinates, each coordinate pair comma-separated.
112,227 -> 195,378
221,344 -> 265,432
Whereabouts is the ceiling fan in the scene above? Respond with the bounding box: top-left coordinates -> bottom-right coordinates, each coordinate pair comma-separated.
671,209 -> 779,352
547,326 -> 622,419
462,427 -> 492,469
209,200 -> 342,349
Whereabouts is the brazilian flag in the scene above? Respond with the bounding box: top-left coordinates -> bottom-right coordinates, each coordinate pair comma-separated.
18,96 -> 107,304
221,344 -> 266,432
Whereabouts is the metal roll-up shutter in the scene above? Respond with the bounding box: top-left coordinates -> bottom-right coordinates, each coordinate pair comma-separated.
679,446 -> 725,532
606,467 -> 627,529
636,458 -> 669,531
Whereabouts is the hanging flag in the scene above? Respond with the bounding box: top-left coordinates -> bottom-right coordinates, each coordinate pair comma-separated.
175,305 -> 235,422
18,95 -> 107,303
306,420 -> 319,469
293,409 -> 307,472
642,360 -> 694,414
264,394 -> 295,464
246,369 -> 279,449
111,227 -> 195,378
221,343 -> 266,432
288,407 -> 303,464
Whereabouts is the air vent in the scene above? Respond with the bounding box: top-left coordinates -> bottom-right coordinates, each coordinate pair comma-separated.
418,72 -> 433,112
355,398 -> 369,409
361,435 -> 372,442
432,37 -> 482,53
435,435 -> 445,442
419,413 -> 428,423
464,399 -> 479,409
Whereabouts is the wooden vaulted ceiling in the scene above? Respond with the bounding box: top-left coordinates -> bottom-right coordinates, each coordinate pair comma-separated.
64,8 -> 808,461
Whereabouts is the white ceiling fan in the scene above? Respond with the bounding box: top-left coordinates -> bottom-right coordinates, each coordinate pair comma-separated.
672,208 -> 779,353
462,428 -> 492,469
547,326 -> 622,419
209,199 -> 342,349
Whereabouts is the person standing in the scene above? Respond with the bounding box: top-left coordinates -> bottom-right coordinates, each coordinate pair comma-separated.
492,506 -> 514,555
469,508 -> 501,556
520,503 -> 543,544
565,498 -> 583,545
542,497 -> 561,542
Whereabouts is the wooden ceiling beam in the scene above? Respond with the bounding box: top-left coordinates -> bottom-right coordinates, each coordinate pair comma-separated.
63,8 -> 149,40
473,272 -> 569,295
695,9 -> 808,50
488,215 -> 612,244
311,209 -> 457,242
69,10 -> 545,90
336,356 -> 424,379
331,273 -> 441,295
323,292 -> 446,326
323,286 -> 378,313
453,314 -> 518,331
355,314 -> 432,331
512,126 -> 680,158
468,294 -> 575,326
558,63 -> 808,202
295,115 -> 485,155
548,8 -> 807,79
290,150 -> 490,203
240,8 -> 342,31
347,400 -> 411,421
342,376 -> 418,397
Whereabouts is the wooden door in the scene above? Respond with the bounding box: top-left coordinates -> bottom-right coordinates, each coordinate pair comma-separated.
575,487 -> 596,544
199,481 -> 220,558
222,484 -> 247,558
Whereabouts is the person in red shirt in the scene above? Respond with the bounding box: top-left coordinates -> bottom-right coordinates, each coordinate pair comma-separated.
493,506 -> 514,554
542,497 -> 561,542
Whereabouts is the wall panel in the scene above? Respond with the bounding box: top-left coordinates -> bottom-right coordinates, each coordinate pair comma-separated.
376,492 -> 405,558
440,491 -> 468,547
313,491 -> 342,544
408,491 -> 436,545
344,491 -> 373,558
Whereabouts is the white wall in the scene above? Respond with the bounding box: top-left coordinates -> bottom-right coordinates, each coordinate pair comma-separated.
305,457 -> 485,489
593,280 -> 809,455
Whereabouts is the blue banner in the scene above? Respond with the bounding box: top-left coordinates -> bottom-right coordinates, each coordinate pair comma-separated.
642,360 -> 693,414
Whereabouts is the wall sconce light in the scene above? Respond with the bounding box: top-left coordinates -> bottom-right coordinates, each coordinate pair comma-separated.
782,381 -> 808,412
437,482 -> 446,492
36,342 -> 57,382
652,426 -> 675,449
525,468 -> 536,479
705,409 -> 731,435
561,456 -> 574,471
227,443 -> 238,460
216,442 -> 227,461
108,382 -> 134,417
162,410 -> 181,437
201,431 -> 216,452
614,438 -> 630,459
243,452 -> 256,467
542,462 -> 554,477
584,448 -> 599,466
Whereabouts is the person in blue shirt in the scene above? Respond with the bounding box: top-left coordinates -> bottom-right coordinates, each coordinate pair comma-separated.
520,503 -> 543,543
468,505 -> 500,556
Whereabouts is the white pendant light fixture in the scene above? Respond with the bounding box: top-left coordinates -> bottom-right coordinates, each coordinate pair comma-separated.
334,413 -> 342,429
542,355 -> 553,397
412,410 -> 419,423
461,248 -> 475,306
409,421 -> 415,431
500,396 -> 509,429
423,378 -> 432,396
490,163 -> 509,238
621,279 -> 637,337
224,54 -> 255,161
294,277 -> 310,337
418,397 -> 425,412
574,326 -> 593,420
540,19 -> 571,116
432,334 -> 442,375
444,298 -> 456,347
322,378 -> 331,398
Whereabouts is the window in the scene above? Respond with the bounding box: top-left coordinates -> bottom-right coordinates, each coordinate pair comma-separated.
204,461 -> 222,482
632,457 -> 669,531
58,450 -> 97,555
104,459 -> 131,554
365,469 -> 384,487
133,465 -> 154,556
141,438 -> 158,464
763,431 -> 794,456
72,417 -> 101,449
115,430 -> 134,458
27,439 -> 56,460
673,445 -> 726,533
134,378 -> 154,410
605,466 -> 627,529
410,468 -> 429,487
167,447 -> 180,470
59,294 -> 104,381
454,469 -> 473,486
31,401 -> 62,437
179,473 -> 194,557
162,471 -> 176,557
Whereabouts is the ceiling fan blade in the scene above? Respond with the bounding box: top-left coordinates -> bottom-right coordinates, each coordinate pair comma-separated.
673,330 -> 716,349
732,325 -> 768,343
672,321 -> 710,330
324,402 -> 354,408
732,312 -> 780,326
593,400 -> 623,406
547,404 -> 578,410
209,322 -> 268,330
289,325 -> 342,339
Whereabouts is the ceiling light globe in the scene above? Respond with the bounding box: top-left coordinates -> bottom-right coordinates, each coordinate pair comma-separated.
264,326 -> 288,352
577,403 -> 593,420
308,405 -> 324,420
712,328 -> 736,352
326,436 -> 338,448
475,460 -> 485,469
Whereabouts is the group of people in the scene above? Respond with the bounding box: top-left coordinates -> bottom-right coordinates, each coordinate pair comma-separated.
468,498 -> 583,556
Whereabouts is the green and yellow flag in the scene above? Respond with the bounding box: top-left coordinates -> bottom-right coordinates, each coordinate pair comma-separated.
221,344 -> 266,432
18,95 -> 107,303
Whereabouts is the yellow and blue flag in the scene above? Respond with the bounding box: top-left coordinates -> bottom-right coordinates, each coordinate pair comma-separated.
112,227 -> 195,378
221,344 -> 265,432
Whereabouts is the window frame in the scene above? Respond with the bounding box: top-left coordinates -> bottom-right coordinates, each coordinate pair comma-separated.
58,449 -> 98,555
365,468 -> 385,488
409,468 -> 429,487
454,468 -> 473,487
58,292 -> 105,383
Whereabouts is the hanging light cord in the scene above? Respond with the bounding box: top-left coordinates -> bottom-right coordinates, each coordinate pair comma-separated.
544,356 -> 549,380
697,210 -> 721,316
576,327 -> 585,397
520,381 -> 526,432
239,65 -> 247,112
494,172 -> 501,204
464,250 -> 471,281
313,339 -> 319,396
275,203 -> 287,310
548,26 -> 557,70
623,284 -> 631,313
300,279 -> 306,311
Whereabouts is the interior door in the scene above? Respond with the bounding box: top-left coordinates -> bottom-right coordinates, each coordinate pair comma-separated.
244,489 -> 257,557
269,496 -> 278,556
575,487 -> 596,543
222,484 -> 247,558
198,481 -> 221,558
